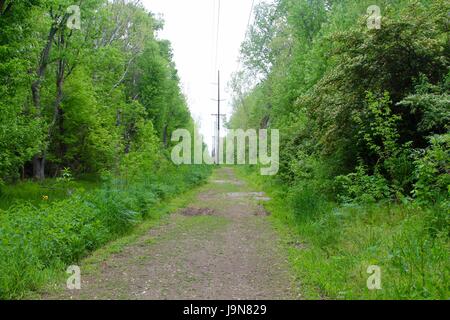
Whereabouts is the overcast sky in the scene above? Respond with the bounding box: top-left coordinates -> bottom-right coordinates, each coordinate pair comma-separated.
141,0 -> 257,149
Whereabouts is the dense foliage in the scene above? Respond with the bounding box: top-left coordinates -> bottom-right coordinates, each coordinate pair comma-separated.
230,0 -> 449,299
0,165 -> 209,299
0,0 -> 211,298
0,0 -> 193,181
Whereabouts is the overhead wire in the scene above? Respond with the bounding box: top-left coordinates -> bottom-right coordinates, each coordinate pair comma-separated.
214,0 -> 221,72
234,0 -> 256,76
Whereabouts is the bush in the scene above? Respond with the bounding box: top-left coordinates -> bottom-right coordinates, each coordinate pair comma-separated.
0,163 -> 211,299
0,198 -> 109,298
335,165 -> 391,204
412,133 -> 450,204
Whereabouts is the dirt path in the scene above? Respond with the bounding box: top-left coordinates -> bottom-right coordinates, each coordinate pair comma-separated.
47,167 -> 297,300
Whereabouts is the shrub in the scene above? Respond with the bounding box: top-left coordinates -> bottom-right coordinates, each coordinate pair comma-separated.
412,133 -> 450,204
335,165 -> 391,204
0,163 -> 211,299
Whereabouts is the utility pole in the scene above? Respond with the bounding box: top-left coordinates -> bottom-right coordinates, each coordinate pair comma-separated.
211,113 -> 226,163
217,70 -> 220,164
211,70 -> 225,164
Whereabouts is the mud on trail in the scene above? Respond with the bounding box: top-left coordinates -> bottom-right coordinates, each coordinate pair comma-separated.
45,167 -> 298,300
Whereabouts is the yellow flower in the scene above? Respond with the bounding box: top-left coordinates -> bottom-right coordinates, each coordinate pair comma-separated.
42,195 -> 49,201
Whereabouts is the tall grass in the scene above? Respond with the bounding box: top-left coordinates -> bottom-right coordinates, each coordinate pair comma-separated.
0,178 -> 99,210
0,165 -> 211,299
237,167 -> 449,300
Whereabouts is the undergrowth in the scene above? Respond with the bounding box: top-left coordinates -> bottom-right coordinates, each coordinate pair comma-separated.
0,165 -> 211,299
237,166 -> 449,300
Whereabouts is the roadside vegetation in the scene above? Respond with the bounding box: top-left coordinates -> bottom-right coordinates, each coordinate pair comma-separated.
0,1 -> 211,299
230,0 -> 449,299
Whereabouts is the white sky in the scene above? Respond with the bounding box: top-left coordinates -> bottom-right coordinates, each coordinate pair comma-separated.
141,0 -> 258,150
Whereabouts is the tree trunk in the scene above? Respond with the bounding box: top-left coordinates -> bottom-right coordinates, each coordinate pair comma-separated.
31,24 -> 58,113
0,0 -> 12,16
32,155 -> 45,180
0,0 -> 5,15
57,104 -> 66,160
31,24 -> 58,180
163,124 -> 169,148
54,56 -> 66,159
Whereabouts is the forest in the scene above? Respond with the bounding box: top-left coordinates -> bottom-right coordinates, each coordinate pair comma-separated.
229,0 -> 449,298
0,0 -> 210,299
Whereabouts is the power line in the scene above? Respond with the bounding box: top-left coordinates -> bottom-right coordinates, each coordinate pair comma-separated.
217,71 -> 221,164
214,0 -> 221,72
210,0 -> 217,76
245,0 -> 256,40
234,0 -> 256,75
210,71 -> 225,164
211,0 -> 222,163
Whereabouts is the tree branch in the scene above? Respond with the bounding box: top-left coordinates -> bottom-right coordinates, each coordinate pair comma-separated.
112,55 -> 137,90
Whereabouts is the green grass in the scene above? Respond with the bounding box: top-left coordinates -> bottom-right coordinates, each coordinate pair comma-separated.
0,178 -> 100,210
236,167 -> 450,300
29,182 -> 214,299
0,165 -> 211,299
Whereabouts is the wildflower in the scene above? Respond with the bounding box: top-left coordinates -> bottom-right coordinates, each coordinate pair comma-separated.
42,195 -> 49,201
